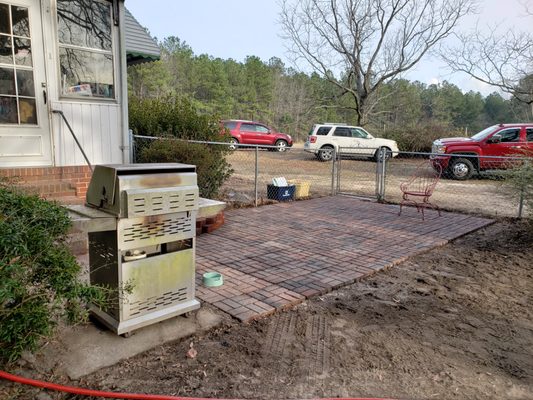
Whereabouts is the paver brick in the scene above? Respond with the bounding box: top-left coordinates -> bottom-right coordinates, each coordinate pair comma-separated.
196,197 -> 492,321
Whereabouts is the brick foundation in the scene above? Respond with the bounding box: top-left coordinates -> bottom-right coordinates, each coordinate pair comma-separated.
0,165 -> 93,204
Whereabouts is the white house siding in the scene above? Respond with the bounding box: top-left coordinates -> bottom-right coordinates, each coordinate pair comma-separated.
51,101 -> 123,166
41,0 -> 127,168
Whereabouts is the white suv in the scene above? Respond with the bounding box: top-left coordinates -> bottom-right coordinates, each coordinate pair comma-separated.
304,123 -> 399,161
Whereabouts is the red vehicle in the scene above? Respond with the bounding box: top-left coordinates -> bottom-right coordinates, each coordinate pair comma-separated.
222,120 -> 293,152
431,123 -> 533,179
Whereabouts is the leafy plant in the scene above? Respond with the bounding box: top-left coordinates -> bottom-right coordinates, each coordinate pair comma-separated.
137,139 -> 233,199
129,95 -> 233,198
500,156 -> 533,220
380,123 -> 461,153
0,186 -> 106,365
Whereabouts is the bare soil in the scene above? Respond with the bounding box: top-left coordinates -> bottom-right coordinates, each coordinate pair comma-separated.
56,221 -> 532,400
221,147 -> 527,218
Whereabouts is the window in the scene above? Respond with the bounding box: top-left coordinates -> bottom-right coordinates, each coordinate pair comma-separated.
526,128 -> 533,142
498,128 -> 520,143
351,128 -> 369,138
223,121 -> 237,130
0,3 -> 37,124
57,0 -> 114,99
240,123 -> 256,131
316,126 -> 332,135
333,127 -> 351,137
256,125 -> 269,133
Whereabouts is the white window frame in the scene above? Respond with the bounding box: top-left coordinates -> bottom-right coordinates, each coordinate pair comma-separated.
55,0 -> 117,102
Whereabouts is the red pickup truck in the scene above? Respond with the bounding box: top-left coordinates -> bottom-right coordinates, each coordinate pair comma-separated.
431,123 -> 533,179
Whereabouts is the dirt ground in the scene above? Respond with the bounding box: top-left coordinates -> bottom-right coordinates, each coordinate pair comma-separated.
221,147 -> 528,218
20,220 -> 520,400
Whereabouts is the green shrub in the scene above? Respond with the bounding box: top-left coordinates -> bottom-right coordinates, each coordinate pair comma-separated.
129,95 -> 233,198
0,187 -> 106,365
380,123 -> 462,153
137,139 -> 233,199
129,95 -> 225,141
500,157 -> 533,220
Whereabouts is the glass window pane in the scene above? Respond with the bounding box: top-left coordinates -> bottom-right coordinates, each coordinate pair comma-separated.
240,123 -> 255,131
14,37 -> 31,66
316,126 -> 331,135
333,127 -> 350,137
57,0 -> 112,50
0,4 -> 10,35
12,6 -> 29,37
59,48 -> 114,98
0,95 -> 17,123
19,97 -> 36,124
500,129 -> 520,143
0,35 -> 13,64
526,128 -> 533,142
0,67 -> 15,95
223,121 -> 237,129
16,69 -> 34,97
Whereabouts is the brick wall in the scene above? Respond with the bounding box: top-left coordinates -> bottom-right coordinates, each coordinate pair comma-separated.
0,166 -> 93,203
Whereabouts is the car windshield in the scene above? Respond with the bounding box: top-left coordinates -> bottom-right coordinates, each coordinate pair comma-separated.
470,125 -> 500,141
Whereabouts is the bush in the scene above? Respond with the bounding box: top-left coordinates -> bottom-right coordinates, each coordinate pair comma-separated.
0,187 -> 105,365
500,157 -> 533,220
137,139 -> 233,199
129,95 -> 233,198
129,95 -> 225,142
380,123 -> 462,153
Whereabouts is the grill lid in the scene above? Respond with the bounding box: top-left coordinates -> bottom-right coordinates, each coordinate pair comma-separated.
106,163 -> 196,175
86,163 -> 197,210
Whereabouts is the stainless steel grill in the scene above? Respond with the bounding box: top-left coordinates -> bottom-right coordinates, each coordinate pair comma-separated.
86,163 -> 200,335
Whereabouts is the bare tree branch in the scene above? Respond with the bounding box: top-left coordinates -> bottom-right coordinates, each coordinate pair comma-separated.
441,24 -> 533,105
280,0 -> 476,125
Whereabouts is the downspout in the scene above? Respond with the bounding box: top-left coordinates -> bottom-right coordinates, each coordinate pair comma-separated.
117,0 -> 129,163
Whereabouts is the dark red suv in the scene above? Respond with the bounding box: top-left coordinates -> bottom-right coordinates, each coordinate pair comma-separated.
431,123 -> 533,179
222,120 -> 293,152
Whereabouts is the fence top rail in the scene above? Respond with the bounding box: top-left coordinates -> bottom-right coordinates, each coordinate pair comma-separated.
333,146 -> 533,161
132,134 -> 289,149
132,135 -> 531,161
391,150 -> 533,161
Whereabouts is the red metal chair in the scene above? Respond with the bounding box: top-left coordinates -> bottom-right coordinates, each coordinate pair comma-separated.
398,161 -> 442,220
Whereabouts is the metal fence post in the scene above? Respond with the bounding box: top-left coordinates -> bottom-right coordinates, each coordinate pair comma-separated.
374,148 -> 388,202
128,129 -> 134,163
331,148 -> 337,196
254,145 -> 259,207
518,187 -> 525,218
336,150 -> 341,193
381,150 -> 387,201
518,159 -> 529,218
375,148 -> 383,201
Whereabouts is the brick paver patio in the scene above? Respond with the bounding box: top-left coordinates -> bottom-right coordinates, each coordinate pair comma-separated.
195,196 -> 493,322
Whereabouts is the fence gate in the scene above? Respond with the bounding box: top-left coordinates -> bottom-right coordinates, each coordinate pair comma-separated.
335,147 -> 385,199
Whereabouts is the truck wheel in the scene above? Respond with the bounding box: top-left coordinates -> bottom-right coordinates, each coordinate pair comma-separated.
449,157 -> 474,180
374,146 -> 392,162
228,138 -> 239,151
275,140 -> 288,152
318,145 -> 334,161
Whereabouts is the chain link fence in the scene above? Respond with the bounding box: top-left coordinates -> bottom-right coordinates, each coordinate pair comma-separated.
131,134 -> 532,218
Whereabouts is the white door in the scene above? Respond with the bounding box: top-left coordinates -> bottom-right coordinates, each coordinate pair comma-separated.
0,0 -> 51,167
331,126 -> 357,155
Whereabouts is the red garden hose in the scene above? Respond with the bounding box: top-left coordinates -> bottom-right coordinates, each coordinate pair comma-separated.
0,369 -> 394,400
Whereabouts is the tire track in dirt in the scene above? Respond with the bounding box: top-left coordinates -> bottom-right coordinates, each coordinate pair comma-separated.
261,312 -> 298,379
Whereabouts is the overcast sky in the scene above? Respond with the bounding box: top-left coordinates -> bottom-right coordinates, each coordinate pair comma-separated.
125,0 -> 531,96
